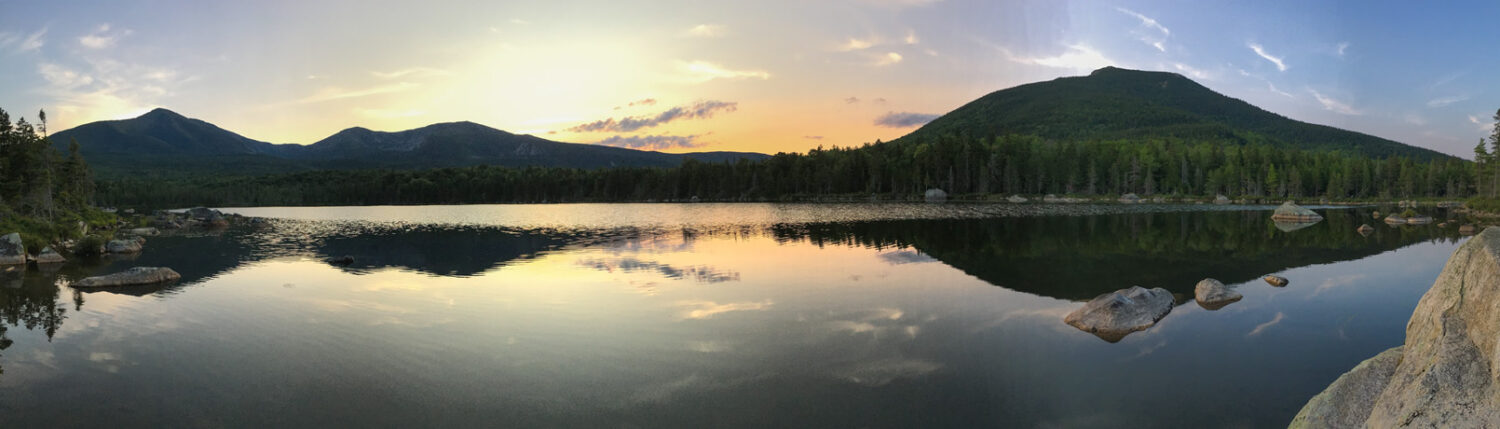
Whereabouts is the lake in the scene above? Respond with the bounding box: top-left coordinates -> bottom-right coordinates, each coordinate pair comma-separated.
0,203 -> 1466,427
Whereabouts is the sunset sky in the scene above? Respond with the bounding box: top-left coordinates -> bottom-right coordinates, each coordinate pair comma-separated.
1,0 -> 1497,157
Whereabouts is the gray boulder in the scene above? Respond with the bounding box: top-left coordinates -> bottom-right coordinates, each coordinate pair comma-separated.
1006,195 -> 1027,203
1214,194 -> 1230,204
1194,278 -> 1242,310
33,246 -> 65,264
72,267 -> 181,288
106,239 -> 143,254
1293,227 -> 1500,427
924,188 -> 947,203
0,233 -> 24,265
1264,275 -> 1289,287
1271,201 -> 1323,222
1118,193 -> 1141,204
1063,286 -> 1174,343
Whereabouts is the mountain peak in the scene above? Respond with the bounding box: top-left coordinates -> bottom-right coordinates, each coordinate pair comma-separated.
140,107 -> 185,120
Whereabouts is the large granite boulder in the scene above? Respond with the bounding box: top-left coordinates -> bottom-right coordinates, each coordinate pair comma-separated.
72,267 -> 181,288
1271,201 -> 1323,222
1194,278 -> 1242,310
1292,227 -> 1500,427
106,239 -> 142,254
1063,286 -> 1174,343
33,246 -> 65,264
1290,347 -> 1404,428
0,233 -> 24,265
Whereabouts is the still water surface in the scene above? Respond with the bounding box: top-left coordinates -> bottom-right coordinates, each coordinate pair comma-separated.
0,203 -> 1466,427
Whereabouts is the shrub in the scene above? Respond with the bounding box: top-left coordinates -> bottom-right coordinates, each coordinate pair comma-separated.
74,234 -> 107,255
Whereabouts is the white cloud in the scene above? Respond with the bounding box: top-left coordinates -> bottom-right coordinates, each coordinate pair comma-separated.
677,60 -> 770,83
1171,63 -> 1210,80
33,58 -> 189,129
904,30 -> 918,45
297,82 -> 418,104
1266,82 -> 1293,98
875,52 -> 903,66
840,37 -> 874,51
79,24 -> 130,50
7,27 -> 47,53
1247,312 -> 1285,337
1470,114 -> 1494,133
1310,90 -> 1361,115
1117,8 -> 1169,52
1427,95 -> 1469,108
370,67 -> 450,79
685,24 -> 726,38
1248,42 -> 1287,71
1003,44 -> 1114,73
676,300 -> 773,320
1336,42 -> 1349,58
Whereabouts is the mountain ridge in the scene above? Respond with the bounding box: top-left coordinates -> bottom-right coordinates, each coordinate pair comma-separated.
894,66 -> 1453,161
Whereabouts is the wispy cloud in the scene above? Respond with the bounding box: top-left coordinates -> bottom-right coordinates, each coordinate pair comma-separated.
79,24 -> 129,49
874,111 -> 939,128
1336,42 -> 1349,58
1247,312 -> 1286,337
1427,95 -> 1470,108
0,27 -> 48,53
569,100 -> 737,133
1310,90 -> 1360,115
684,24 -> 726,38
33,58 -> 191,129
1000,43 -> 1114,73
614,98 -> 657,110
803,135 -> 823,140
677,60 -> 770,83
1171,63 -> 1211,80
874,52 -> 903,66
1470,114 -> 1494,133
370,67 -> 450,79
1117,8 -> 1169,52
596,134 -> 703,150
1248,42 -> 1287,71
904,30 -> 919,45
354,107 -> 426,119
297,82 -> 418,104
676,300 -> 772,320
840,37 -> 875,51
1267,82 -> 1293,98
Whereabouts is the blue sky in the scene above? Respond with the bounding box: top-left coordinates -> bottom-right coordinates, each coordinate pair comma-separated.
0,0 -> 1495,157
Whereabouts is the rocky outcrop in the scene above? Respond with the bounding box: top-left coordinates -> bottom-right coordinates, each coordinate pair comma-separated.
924,188 -> 947,203
0,233 -> 25,265
1271,201 -> 1323,222
1292,227 -> 1500,427
33,246 -> 65,264
72,267 -> 181,288
106,239 -> 142,254
1194,278 -> 1242,310
1063,286 -> 1174,343
1264,275 -> 1288,287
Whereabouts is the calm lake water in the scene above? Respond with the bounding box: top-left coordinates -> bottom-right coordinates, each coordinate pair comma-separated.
0,203 -> 1467,427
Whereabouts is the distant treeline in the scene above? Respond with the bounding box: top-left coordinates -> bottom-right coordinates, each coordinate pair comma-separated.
97,134 -> 1474,207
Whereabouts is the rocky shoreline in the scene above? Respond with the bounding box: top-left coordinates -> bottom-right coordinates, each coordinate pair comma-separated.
1291,227 -> 1500,427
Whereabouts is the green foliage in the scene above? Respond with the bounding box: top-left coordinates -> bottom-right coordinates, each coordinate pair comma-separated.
0,107 -> 107,247
1400,209 -> 1418,218
74,234 -> 107,256
1467,198 -> 1500,213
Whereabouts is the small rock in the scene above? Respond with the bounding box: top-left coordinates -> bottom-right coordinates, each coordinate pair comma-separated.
1357,224 -> 1375,236
1006,195 -> 1027,203
1194,278 -> 1243,310
1214,194 -> 1230,204
1063,286 -> 1175,343
72,267 -> 181,288
1264,275 -> 1289,287
33,246 -> 65,264
1383,214 -> 1407,225
0,233 -> 25,265
106,239 -> 143,254
924,188 -> 948,203
1118,193 -> 1141,204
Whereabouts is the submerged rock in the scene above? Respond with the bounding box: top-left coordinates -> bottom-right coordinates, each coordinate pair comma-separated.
1194,278 -> 1242,310
1356,224 -> 1374,236
72,267 -> 181,288
1063,286 -> 1174,343
1271,201 -> 1323,222
0,233 -> 25,265
106,239 -> 142,254
1383,214 -> 1407,225
1293,227 -> 1500,426
1264,275 -> 1289,287
33,246 -> 65,264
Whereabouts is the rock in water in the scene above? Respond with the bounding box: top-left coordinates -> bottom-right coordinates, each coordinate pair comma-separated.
1006,195 -> 1027,203
1214,194 -> 1230,205
1264,275 -> 1289,287
127,227 -> 159,236
1118,193 -> 1141,204
1290,347 -> 1404,428
1063,286 -> 1174,343
72,267 -> 181,288
1356,224 -> 1374,236
1405,215 -> 1434,224
1383,214 -> 1407,225
1194,278 -> 1242,310
1294,227 -> 1500,426
0,233 -> 24,265
1270,201 -> 1323,222
106,239 -> 142,254
33,246 -> 65,264
1461,224 -> 1478,235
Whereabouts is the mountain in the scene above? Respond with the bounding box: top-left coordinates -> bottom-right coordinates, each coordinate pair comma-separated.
896,66 -> 1453,161
50,109 -> 769,177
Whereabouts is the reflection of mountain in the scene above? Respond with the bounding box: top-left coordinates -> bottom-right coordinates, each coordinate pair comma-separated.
311,226 -> 578,277
773,207 -> 1460,301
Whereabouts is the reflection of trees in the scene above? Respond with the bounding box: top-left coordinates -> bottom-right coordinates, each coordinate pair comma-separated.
0,266 -> 68,382
770,207 -> 1461,301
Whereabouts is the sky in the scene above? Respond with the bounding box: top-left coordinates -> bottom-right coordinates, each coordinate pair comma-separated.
0,0 -> 1497,158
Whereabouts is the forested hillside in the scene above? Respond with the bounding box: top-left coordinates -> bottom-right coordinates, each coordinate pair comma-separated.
0,108 -> 113,248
